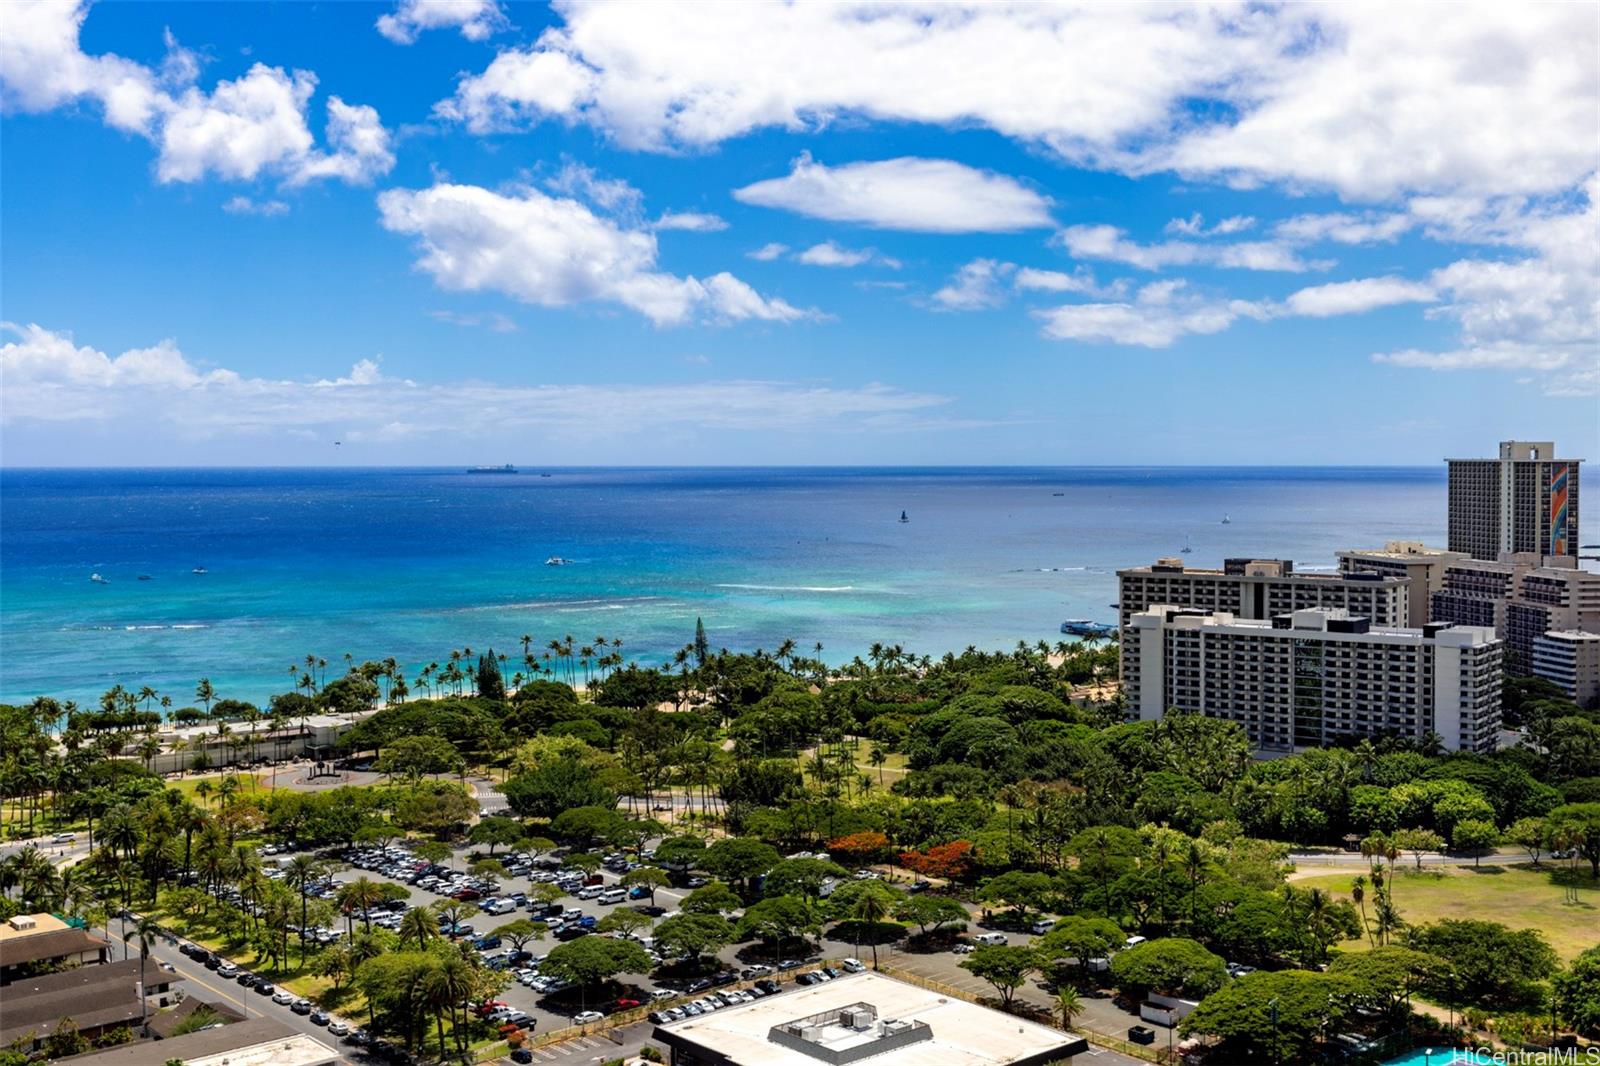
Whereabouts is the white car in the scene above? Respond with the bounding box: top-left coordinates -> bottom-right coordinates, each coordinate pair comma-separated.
840,958 -> 865,973
573,1011 -> 605,1025
973,933 -> 1008,946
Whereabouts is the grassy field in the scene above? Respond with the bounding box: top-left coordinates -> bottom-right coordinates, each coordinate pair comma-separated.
797,738 -> 911,785
1297,862 -> 1595,961
166,772 -> 271,801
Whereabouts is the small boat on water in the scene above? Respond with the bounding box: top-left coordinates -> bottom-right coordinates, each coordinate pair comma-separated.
545,556 -> 570,566
1052,492 -> 1065,497
1180,538 -> 1193,554
137,574 -> 152,581
90,572 -> 109,584
468,464 -> 517,474
192,567 -> 208,574
899,510 -> 910,523
1222,514 -> 1231,524
1060,619 -> 1115,637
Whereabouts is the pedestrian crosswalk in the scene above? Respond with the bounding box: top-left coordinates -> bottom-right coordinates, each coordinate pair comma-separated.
517,1034 -> 616,1061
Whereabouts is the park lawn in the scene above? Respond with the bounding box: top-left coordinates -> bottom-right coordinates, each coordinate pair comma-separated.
797,738 -> 912,784
1297,863 -> 1594,961
167,772 -> 270,801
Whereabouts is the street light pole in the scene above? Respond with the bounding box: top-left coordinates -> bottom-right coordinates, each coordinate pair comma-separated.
1268,996 -> 1280,1066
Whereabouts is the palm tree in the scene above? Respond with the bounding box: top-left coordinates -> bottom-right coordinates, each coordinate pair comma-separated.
398,907 -> 439,950
868,745 -> 888,787
850,890 -> 890,970
132,915 -> 160,1030
1053,987 -> 1083,1032
283,855 -> 324,962
195,679 -> 215,720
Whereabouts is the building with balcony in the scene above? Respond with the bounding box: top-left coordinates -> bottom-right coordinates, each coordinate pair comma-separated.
1124,606 -> 1501,752
1116,557 -> 1411,640
1531,630 -> 1600,708
1335,541 -> 1467,626
1446,440 -> 1581,561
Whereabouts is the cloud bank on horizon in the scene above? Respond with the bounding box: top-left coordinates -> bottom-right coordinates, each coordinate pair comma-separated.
0,0 -> 1595,462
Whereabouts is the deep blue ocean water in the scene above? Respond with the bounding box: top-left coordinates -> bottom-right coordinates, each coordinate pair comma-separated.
0,466 -> 1453,706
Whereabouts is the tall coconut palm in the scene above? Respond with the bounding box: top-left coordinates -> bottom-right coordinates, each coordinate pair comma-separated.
282,855 -> 324,962
132,915 -> 160,1030
850,890 -> 890,970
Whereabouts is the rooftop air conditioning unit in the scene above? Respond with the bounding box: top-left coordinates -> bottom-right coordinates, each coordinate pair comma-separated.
8,916 -> 38,931
840,1007 -> 875,1030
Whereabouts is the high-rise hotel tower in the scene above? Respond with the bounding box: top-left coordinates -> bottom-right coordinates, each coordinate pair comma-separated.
1446,440 -> 1581,561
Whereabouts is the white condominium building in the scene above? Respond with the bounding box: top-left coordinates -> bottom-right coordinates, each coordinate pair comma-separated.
1116,557 -> 1412,635
1335,541 -> 1467,627
1125,606 -> 1502,753
1531,630 -> 1600,708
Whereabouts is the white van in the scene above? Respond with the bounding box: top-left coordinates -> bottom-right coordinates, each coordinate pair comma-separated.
483,899 -> 516,915
973,933 -> 1008,946
599,888 -> 627,905
577,885 -> 605,900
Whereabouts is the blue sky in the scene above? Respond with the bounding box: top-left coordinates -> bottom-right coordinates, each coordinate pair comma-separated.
2,1 -> 1596,466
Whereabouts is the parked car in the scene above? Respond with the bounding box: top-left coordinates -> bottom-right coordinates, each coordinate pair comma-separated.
973,932 -> 1008,946
510,1051 -> 533,1064
573,1011 -> 605,1024
326,1022 -> 349,1037
840,958 -> 865,973
309,1010 -> 330,1026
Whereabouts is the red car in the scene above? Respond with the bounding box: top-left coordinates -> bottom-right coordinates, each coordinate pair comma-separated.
614,998 -> 642,1010
452,888 -> 481,901
475,1001 -> 508,1016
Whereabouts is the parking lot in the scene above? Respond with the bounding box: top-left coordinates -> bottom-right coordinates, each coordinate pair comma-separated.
197,829 -> 1164,1063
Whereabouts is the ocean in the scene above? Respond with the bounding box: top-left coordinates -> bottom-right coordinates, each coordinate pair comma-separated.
0,466 -> 1454,707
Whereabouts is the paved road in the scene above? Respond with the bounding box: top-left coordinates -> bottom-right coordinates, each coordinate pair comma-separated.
1287,846 -> 1531,873
115,923 -> 361,1064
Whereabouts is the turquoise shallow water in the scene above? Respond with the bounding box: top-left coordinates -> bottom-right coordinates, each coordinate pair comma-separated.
0,466 -> 1454,706
1381,1050 -> 1498,1066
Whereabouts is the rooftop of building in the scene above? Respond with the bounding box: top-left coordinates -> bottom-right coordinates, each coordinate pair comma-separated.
1131,605 -> 1498,645
653,972 -> 1081,1066
144,996 -> 247,1040
1337,542 -> 1465,560
0,919 -> 110,969
0,959 -> 181,1045
0,912 -> 71,941
55,1018 -> 340,1066
1537,629 -> 1600,644
1119,557 -> 1404,582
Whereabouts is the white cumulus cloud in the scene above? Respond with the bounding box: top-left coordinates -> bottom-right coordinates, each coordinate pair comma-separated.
932,260 -> 1016,311
652,211 -> 729,232
1056,224 -> 1322,273
377,0 -> 507,45
0,1 -> 393,187
0,324 -> 958,442
732,155 -> 1052,233
435,3 -> 1595,202
795,241 -> 900,269
376,182 -> 816,327
1283,277 -> 1437,317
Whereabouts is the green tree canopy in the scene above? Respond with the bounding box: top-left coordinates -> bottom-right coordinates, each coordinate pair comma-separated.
1110,937 -> 1227,999
958,944 -> 1039,1008
1181,971 -> 1360,1062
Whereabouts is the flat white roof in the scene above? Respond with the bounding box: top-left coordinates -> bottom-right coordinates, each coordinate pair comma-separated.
657,972 -> 1074,1066
186,1035 -> 340,1066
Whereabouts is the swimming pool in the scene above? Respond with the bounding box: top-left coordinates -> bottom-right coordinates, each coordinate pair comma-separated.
1381,1049 -> 1498,1066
